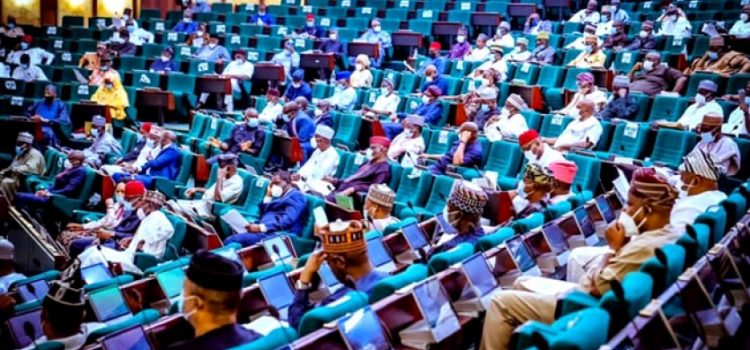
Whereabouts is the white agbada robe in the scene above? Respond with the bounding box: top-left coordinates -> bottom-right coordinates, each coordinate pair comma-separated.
388,133 -> 425,167
171,173 -> 244,220
485,111 -> 529,141
298,146 -> 340,182
554,116 -> 603,149
695,137 -> 742,176
669,190 -> 726,232
259,102 -> 284,123
676,100 -> 723,130
722,107 -> 749,136
100,143 -> 160,175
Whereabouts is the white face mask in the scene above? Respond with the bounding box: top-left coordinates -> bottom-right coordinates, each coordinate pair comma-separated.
307,21 -> 315,27
639,30 -> 649,38
373,25 -> 382,33
364,148 -> 374,160
442,207 -> 460,226
456,35 -> 466,43
700,131 -> 713,143
524,150 -> 537,162
270,185 -> 283,198
404,129 -> 414,138
314,108 -> 323,116
136,208 -> 147,220
617,88 -> 628,98
310,137 -> 317,149
196,31 -> 204,37
742,13 -> 749,22
329,34 -> 338,40
380,87 -> 389,95
642,60 -> 654,71
425,76 -> 434,82
421,95 -> 431,104
355,63 -> 364,71
91,129 -> 100,138
618,207 -> 644,237
292,82 -> 301,88
179,294 -> 200,322
161,55 -> 170,62
208,43 -> 217,49
695,93 -> 706,106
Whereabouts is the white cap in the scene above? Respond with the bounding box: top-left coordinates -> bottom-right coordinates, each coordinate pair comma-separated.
315,125 -> 335,140
0,239 -> 14,260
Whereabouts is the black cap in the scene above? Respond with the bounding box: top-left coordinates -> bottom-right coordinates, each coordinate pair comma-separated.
44,280 -> 85,308
186,250 -> 244,292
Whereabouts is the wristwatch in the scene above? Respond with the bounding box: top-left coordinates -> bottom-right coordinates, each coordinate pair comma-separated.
296,279 -> 312,290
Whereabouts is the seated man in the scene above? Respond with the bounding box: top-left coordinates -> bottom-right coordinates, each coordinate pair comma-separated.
723,82 -> 750,136
168,250 -> 260,350
670,149 -> 727,231
362,78 -> 400,120
294,13 -> 325,39
519,129 -> 565,167
12,53 -> 48,82
172,9 -> 198,34
598,75 -> 639,121
547,160 -> 577,203
101,123 -> 156,175
547,99 -> 603,151
628,51 -> 686,97
6,35 -> 54,65
78,41 -> 108,71
198,49 -> 254,112
313,100 -> 334,128
356,19 -> 391,68
567,35 -> 606,68
564,25 -> 601,51
208,108 -> 265,163
258,89 -> 283,123
484,93 -> 530,141
350,54 -> 374,88
569,0 -> 600,24
170,154 -> 243,221
530,32 -> 556,65
0,132 -> 44,200
295,125 -> 340,191
79,191 -> 175,274
270,40 -> 300,83
692,113 -> 741,176
108,29 -> 136,57
447,27 -> 471,60
469,86 -> 501,132
290,220 -> 389,329
624,20 -> 656,51
112,131 -> 182,188
554,72 -> 607,117
420,64 -> 449,95
195,36 -> 231,63
482,168 -> 681,350
224,171 -> 308,247
284,69 -> 312,102
602,21 -> 629,50
388,116 -> 426,167
729,5 -> 750,38
150,47 -> 178,73
364,184 -> 399,231
505,37 -> 532,62
324,137 -> 392,202
250,4 -> 275,26
325,71 -> 357,111
423,122 -> 483,175
464,33 -> 490,62
670,80 -> 723,131
430,182 -> 488,258
413,42 -> 447,75
82,115 -> 122,168
471,45 -> 507,81
26,84 -> 70,149
684,36 -> 750,77
510,163 -> 555,217
0,239 -> 25,294
488,22 -> 515,49
383,85 -> 443,139
276,101 -> 315,162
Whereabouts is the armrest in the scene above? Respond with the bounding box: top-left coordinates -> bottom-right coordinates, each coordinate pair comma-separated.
50,195 -> 85,218
512,320 -> 559,350
134,252 -> 160,272
152,176 -> 177,198
555,290 -> 599,318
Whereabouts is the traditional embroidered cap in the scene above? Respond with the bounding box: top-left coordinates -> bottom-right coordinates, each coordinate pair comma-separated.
187,249 -> 244,292
679,149 -> 721,181
548,160 -> 578,184
217,153 -> 239,166
576,72 -> 595,84
0,238 -> 13,260
315,125 -> 335,139
318,220 -> 367,254
479,87 -> 498,100
140,122 -> 152,134
143,190 -> 166,206
642,20 -> 654,30
366,184 -> 396,209
537,31 -> 550,40
709,36 -> 725,46
448,181 -> 488,215
524,163 -> 554,188
425,85 -> 443,97
499,21 -> 511,30
405,115 -> 425,127
516,37 -> 529,46
124,180 -> 146,198
518,129 -> 540,147
697,80 -> 718,93
336,71 -> 351,81
628,167 -> 678,210
292,69 -> 305,81
613,75 -> 630,88
369,136 -> 390,149
16,132 -> 33,144
267,88 -> 280,97
429,41 -> 442,51
92,115 -> 106,127
44,280 -> 84,308
381,78 -> 393,88
505,93 -> 527,110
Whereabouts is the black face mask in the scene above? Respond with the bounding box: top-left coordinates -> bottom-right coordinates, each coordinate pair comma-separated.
44,95 -> 54,102
428,52 -> 437,58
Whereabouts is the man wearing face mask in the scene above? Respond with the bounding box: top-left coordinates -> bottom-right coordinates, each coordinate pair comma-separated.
509,163 -> 555,217
6,35 -> 54,65
186,22 -> 209,48
313,100 -> 334,128
471,45 -> 507,81
350,54 -> 373,88
172,9 -> 198,34
549,99 -> 603,151
167,250 -> 259,350
290,220 -> 388,329
362,79 -> 401,119
482,168 -> 681,350
624,20 -> 656,50
169,154 -> 244,221
272,40 -> 301,83
195,36 -> 231,63
296,125 -> 340,189
82,115 -> 122,168
598,75 -> 639,121
259,89 -> 283,123
12,53 -> 48,82
729,5 -> 750,38
529,32 -> 556,65
108,28 -> 136,57
324,137 -> 392,202
325,71 -> 357,111
567,35 -> 606,68
602,21 -> 628,49
26,84 -> 70,149
554,72 -> 607,117
318,27 -> 346,77
595,6 -> 617,37
363,184 -> 399,231
190,0 -> 211,13
488,21 -> 515,49
0,132 -> 44,200
628,51 -> 686,96
91,77 -> 129,121
87,55 -> 121,86
413,42 -> 447,75
448,27 -> 471,60
112,131 -> 182,188
0,16 -> 24,39
685,36 -> 750,77
430,181 -> 488,257
484,93 -> 530,141
420,64 -> 449,95
284,69 -> 313,102
388,116 -> 426,167
523,13 -> 552,35
423,122 -> 483,176
671,80 -> 723,131
383,85 -> 443,139
569,0 -> 601,24
79,42 -> 109,71
505,37 -> 532,62
356,18 -> 391,68
722,82 -> 750,136
670,149 -> 727,232
102,125 -> 160,176
295,96 -> 312,119
79,191 -> 175,274
295,13 -> 325,39
564,25 -> 602,50
692,113 -> 741,176
149,47 -> 178,73
250,3 -> 275,26
464,34 -> 491,62
126,20 -> 154,46
276,101 -> 315,162
199,49 -> 254,112
468,87 -> 500,132
209,108 -> 266,163
225,171 -> 308,246
519,130 -> 565,167
656,5 -> 692,37
609,0 -> 630,23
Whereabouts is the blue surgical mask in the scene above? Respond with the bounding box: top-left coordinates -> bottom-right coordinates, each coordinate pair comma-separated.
21,64 -> 29,70
480,104 -> 490,112
584,45 -> 593,53
114,194 -> 125,204
744,96 -> 750,105
708,51 -> 719,61
122,201 -> 134,211
282,114 -> 290,123
146,139 -> 155,148
700,132 -> 713,143
20,42 -> 28,50
15,146 -> 25,156
247,118 -> 259,128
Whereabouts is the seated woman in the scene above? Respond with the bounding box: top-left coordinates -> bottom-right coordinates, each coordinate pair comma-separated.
91,78 -> 130,122
350,54 -> 373,88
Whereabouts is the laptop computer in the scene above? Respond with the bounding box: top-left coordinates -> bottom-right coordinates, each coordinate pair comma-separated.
263,236 -> 294,266
607,191 -> 624,212
89,286 -> 131,324
456,253 -> 500,312
400,278 -> 462,348
505,235 -> 539,275
595,195 -> 615,223
155,267 -> 186,304
367,236 -> 397,274
573,206 -> 601,246
432,213 -> 458,244
258,272 -> 295,321
16,280 -> 49,303
6,309 -> 42,349
403,222 -> 430,251
81,263 -> 113,285
101,325 -> 153,350
337,307 -> 393,350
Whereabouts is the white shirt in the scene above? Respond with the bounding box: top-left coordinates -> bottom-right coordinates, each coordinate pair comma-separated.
223,59 -> 255,80
488,34 -> 515,49
126,210 -> 174,257
729,20 -> 750,38
388,132 -> 426,167
327,87 -> 357,110
129,28 -> 155,46
561,88 -> 608,117
505,49 -> 532,62
372,216 -> 400,232
259,101 -> 284,123
565,36 -> 603,50
134,144 -> 160,169
464,46 -> 491,62
7,47 -> 55,65
0,63 -> 8,78
596,21 -> 616,37
299,146 -> 340,181
485,112 -> 529,141
670,190 -> 726,232
555,115 -> 603,149
658,16 -> 692,37
206,173 -> 244,204
12,65 -> 48,82
533,144 -> 566,167
677,100 -> 723,130
371,93 -> 400,114
569,10 -> 600,24
472,59 -> 508,81
0,272 -> 25,294
722,107 -> 749,136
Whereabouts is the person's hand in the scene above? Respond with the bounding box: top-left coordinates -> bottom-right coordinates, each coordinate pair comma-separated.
323,175 -> 335,183
605,222 -> 626,252
632,62 -> 643,71
185,188 -> 197,197
362,105 -> 370,112
119,237 -> 133,249
67,223 -> 84,230
340,187 -> 355,196
240,141 -> 252,152
217,167 -> 226,179
97,230 -> 113,241
246,224 -> 262,232
35,190 -> 49,197
300,251 -> 328,284
209,138 -> 221,148
460,130 -> 472,143
105,198 -> 114,208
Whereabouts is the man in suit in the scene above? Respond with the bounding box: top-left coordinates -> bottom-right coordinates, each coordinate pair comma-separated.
112,131 -> 182,188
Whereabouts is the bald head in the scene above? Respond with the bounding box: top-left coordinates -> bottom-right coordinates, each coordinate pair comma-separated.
576,99 -> 595,118
424,65 -> 437,77
283,101 -> 299,114
294,96 -> 309,110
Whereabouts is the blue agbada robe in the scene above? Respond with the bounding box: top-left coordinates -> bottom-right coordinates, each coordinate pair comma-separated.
288,270 -> 388,329
429,224 -> 486,258
428,140 -> 483,175
258,189 -> 308,236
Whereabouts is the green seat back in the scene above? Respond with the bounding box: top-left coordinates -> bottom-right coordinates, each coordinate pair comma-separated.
485,141 -> 523,178
332,113 -> 362,150
512,63 -> 540,85
721,192 -> 747,228
529,308 -> 610,350
694,205 -> 728,245
677,222 -> 711,266
131,70 -> 161,88
599,271 -> 653,336
476,227 -> 515,252
241,175 -> 271,219
297,291 -> 369,336
647,95 -> 683,122
539,114 -> 573,138
565,153 -> 601,193
369,264 -> 428,303
167,73 -> 197,95
427,243 -> 474,275
425,129 -> 458,154
536,65 -> 565,88
394,168 -> 435,215
420,175 -> 455,215
685,72 -> 725,97
511,212 -> 545,233
162,213 -> 187,261
639,244 -> 686,295
612,51 -> 642,74
649,128 -> 697,168
301,195 -> 325,239
606,122 -> 649,159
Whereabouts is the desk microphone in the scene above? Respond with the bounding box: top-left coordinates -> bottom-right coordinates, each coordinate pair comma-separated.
23,321 -> 37,349
271,243 -> 287,267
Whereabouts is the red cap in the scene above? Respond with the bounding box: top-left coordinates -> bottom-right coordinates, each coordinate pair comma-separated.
22,35 -> 33,44
370,136 -> 391,149
124,181 -> 146,198
140,122 -> 152,134
429,41 -> 442,51
267,88 -> 280,97
306,13 -> 315,20
549,161 -> 578,184
518,130 -> 539,147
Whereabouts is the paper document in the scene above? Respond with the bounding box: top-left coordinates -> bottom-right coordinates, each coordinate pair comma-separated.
516,276 -> 578,296
221,209 -> 250,234
243,316 -> 289,336
73,69 -> 88,83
